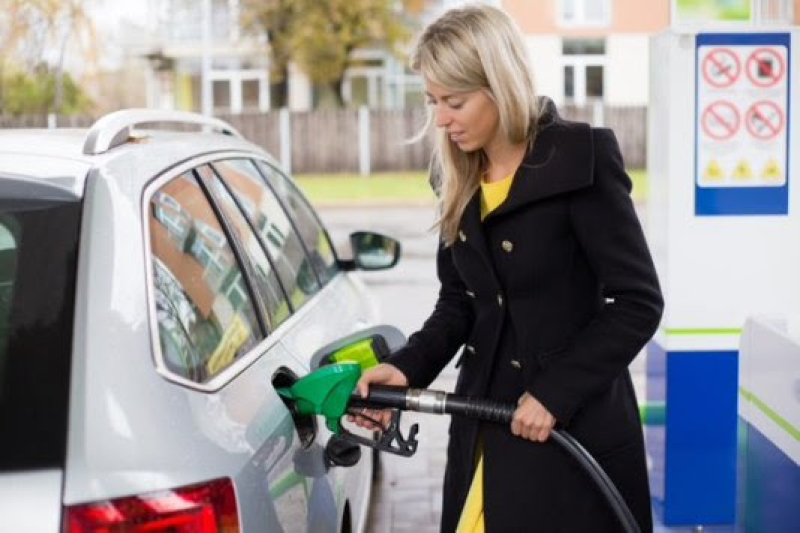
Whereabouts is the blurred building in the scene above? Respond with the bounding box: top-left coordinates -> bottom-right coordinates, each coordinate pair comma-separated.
505,0 -> 798,107
142,0 -> 270,113
502,0 -> 670,107
137,0 -> 798,112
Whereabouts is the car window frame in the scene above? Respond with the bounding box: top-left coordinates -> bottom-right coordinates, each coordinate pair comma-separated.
142,150 -> 342,393
147,167 -> 266,384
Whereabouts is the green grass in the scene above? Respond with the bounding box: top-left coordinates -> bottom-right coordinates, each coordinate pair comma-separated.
629,169 -> 647,205
294,172 -> 433,205
295,169 -> 648,205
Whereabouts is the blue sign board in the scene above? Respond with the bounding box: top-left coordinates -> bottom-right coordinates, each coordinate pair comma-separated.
695,33 -> 790,215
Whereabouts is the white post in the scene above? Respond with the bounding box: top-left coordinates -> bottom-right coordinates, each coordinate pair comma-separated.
358,106 -> 371,176
231,76 -> 242,114
47,113 -> 57,129
592,99 -> 604,127
259,74 -> 270,112
201,0 -> 213,116
279,107 -> 292,174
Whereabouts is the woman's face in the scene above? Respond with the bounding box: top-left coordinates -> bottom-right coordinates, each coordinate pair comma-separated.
425,81 -> 500,153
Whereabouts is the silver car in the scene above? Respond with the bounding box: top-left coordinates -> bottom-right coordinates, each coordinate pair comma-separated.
0,110 -> 400,532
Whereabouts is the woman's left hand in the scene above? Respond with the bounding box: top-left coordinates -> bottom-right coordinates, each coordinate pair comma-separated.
511,392 -> 556,442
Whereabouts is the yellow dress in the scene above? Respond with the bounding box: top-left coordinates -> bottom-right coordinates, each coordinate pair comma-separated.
456,172 -> 514,533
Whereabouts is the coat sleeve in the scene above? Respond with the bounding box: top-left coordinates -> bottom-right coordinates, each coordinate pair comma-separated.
526,128 -> 664,426
388,240 -> 474,388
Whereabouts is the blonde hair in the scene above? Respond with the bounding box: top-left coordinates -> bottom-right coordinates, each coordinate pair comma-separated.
410,4 -> 541,245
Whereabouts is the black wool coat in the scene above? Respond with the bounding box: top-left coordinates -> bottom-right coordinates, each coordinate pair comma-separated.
389,102 -> 664,532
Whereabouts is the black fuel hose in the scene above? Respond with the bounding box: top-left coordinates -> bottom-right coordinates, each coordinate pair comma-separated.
351,385 -> 641,533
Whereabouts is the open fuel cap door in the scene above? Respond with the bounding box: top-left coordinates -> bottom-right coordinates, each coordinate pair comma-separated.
309,325 -> 406,371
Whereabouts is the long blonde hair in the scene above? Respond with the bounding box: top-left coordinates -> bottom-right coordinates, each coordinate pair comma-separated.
410,5 -> 541,245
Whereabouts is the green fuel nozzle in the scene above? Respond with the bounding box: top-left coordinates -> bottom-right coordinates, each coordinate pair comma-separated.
277,362 -> 419,457
277,362 -> 362,433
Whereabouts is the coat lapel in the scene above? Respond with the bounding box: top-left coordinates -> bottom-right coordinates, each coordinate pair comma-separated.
485,99 -> 595,222
458,189 -> 495,271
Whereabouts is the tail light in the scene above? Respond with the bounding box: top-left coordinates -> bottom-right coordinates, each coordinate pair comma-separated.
64,478 -> 239,532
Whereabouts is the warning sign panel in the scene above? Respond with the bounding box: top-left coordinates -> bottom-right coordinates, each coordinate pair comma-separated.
695,33 -> 789,215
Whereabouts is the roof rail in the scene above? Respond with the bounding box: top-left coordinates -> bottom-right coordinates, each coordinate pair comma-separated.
83,108 -> 243,155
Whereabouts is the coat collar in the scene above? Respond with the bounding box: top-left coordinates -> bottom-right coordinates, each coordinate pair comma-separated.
486,97 -> 594,220
457,98 -> 595,260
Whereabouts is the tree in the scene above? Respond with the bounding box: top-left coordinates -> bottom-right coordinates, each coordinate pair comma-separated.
2,65 -> 92,116
241,0 -> 300,109
0,0 -> 96,115
242,0 -> 412,108
0,0 -> 41,110
295,0 -> 411,107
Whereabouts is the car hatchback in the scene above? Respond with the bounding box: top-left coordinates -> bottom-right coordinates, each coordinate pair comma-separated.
0,109 -> 400,532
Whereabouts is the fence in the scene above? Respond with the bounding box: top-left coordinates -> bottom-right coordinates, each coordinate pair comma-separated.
1,105 -> 647,172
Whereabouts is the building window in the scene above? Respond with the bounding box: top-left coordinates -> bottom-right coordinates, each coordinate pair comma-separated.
562,39 -> 606,105
559,0 -> 612,27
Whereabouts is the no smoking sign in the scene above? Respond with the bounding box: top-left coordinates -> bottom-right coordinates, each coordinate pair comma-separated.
701,101 -> 740,140
702,48 -> 740,88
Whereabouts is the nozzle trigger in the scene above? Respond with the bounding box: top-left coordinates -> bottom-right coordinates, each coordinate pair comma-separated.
340,409 -> 419,457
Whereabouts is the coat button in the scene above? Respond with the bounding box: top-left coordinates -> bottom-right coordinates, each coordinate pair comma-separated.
459,230 -> 466,242
466,344 -> 476,355
501,240 -> 514,252
466,290 -> 476,298
510,359 -> 522,369
497,294 -> 503,307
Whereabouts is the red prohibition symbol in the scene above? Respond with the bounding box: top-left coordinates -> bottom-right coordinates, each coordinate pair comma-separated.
702,48 -> 741,88
701,101 -> 740,141
745,100 -> 784,140
746,48 -> 785,88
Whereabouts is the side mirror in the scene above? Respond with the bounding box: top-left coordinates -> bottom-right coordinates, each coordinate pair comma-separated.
348,231 -> 401,271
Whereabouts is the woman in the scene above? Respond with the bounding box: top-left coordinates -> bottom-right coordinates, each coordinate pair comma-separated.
353,5 -> 663,532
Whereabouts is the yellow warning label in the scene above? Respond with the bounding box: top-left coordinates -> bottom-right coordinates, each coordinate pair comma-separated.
703,159 -> 725,181
761,158 -> 782,181
733,160 -> 754,181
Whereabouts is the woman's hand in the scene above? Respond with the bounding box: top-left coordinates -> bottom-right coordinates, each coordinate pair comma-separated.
347,363 -> 409,431
511,392 -> 556,442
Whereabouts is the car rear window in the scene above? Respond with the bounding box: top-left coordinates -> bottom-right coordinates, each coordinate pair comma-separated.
0,182 -> 81,471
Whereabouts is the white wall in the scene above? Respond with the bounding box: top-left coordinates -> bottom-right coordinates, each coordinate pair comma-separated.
606,34 -> 650,105
525,36 -> 564,104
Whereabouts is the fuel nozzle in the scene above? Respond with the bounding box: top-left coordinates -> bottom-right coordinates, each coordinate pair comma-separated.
277,362 -> 419,457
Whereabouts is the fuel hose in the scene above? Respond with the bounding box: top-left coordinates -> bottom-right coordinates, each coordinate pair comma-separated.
351,385 -> 641,533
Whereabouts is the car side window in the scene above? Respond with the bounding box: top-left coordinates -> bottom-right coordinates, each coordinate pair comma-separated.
254,161 -> 339,286
196,165 -> 292,330
149,171 -> 262,383
212,159 -> 320,310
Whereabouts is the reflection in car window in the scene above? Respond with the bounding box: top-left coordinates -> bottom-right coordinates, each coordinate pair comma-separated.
150,171 -> 261,383
197,165 -> 291,330
213,159 -> 320,311
253,161 -> 339,286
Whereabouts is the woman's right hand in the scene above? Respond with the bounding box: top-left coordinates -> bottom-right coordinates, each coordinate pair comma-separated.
348,363 -> 409,431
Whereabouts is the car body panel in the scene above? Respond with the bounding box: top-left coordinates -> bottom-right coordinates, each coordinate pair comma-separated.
0,121 -> 378,532
0,470 -> 63,531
